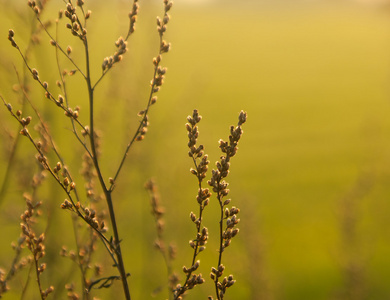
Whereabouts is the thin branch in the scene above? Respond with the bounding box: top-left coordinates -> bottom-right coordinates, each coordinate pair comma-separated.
36,16 -> 86,79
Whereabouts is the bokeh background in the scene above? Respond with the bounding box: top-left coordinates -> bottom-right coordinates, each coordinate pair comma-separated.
1,0 -> 390,299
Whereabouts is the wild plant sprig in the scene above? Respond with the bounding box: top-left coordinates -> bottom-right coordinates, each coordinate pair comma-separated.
109,0 -> 172,191
71,0 -> 133,297
126,0 -> 139,40
8,29 -> 87,130
145,179 -> 178,298
208,111 -> 247,300
24,2 -> 132,296
12,72 -> 106,299
2,1 -> 183,298
1,97 -> 115,259
20,196 -> 54,300
0,236 -> 32,298
27,1 -> 87,78
15,68 -> 92,168
0,14 -> 44,206
94,0 -> 138,89
53,18 -> 92,156
173,110 -> 210,300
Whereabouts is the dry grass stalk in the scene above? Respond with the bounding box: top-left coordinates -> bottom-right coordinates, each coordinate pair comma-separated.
208,110 -> 247,300
145,179 -> 178,298
172,110 -> 247,300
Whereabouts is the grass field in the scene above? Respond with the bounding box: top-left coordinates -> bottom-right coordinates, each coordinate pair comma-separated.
1,0 -> 390,299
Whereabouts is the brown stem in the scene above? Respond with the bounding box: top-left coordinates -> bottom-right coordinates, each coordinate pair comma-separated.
83,35 -> 131,299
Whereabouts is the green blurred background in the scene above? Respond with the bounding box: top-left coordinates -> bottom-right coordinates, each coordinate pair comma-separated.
1,0 -> 390,299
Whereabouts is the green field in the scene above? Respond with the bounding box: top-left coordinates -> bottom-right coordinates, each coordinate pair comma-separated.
1,1 -> 390,299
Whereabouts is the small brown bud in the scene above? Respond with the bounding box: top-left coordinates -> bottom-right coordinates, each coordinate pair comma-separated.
225,208 -> 229,218
152,55 -> 161,66
163,15 -> 170,24
158,25 -> 166,34
165,1 -> 173,12
69,182 -> 76,190
24,116 -> 32,126
218,264 -> 225,272
238,110 -> 247,125
66,46 -> 72,54
20,128 -> 28,136
190,212 -> 196,222
31,68 -> 39,80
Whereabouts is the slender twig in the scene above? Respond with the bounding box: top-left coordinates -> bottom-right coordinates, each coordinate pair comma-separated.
36,16 -> 86,79
208,111 -> 247,300
109,0 -> 172,191
173,110 -> 209,299
53,20 -> 92,157
0,14 -> 39,206
1,96 -> 115,256
82,26 -> 131,300
92,0 -> 139,90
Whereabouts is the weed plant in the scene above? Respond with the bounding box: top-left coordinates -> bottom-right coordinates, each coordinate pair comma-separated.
0,1 -> 247,299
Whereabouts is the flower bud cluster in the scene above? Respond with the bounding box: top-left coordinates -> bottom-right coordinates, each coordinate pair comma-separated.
8,29 -> 17,48
135,115 -> 149,141
208,111 -> 247,299
145,178 -> 177,292
0,268 -> 10,295
186,110 -> 203,156
188,224 -> 208,252
64,3 -> 87,38
102,37 -> 128,72
20,196 -> 54,299
173,271 -> 205,299
175,109 -> 210,300
4,104 -> 34,136
27,0 -> 41,15
65,283 -> 80,300
64,105 -> 80,119
82,206 -> 100,229
147,0 -> 173,110
128,0 -> 139,36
